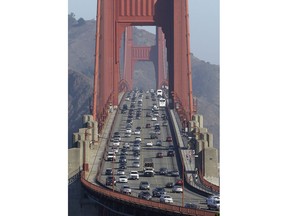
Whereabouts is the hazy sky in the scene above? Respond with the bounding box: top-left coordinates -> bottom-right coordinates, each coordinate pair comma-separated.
68,0 -> 219,65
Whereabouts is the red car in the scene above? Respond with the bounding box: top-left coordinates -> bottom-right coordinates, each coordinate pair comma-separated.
175,179 -> 183,186
166,136 -> 172,142
146,123 -> 151,128
156,152 -> 163,158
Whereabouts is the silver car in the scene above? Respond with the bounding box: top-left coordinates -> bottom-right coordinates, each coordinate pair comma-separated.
132,161 -> 140,168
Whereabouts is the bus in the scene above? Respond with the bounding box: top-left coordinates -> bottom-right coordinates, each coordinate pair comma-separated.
156,89 -> 163,97
159,98 -> 166,108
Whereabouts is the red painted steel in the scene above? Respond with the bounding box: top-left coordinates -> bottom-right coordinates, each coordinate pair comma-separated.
123,27 -> 166,90
93,0 -> 195,143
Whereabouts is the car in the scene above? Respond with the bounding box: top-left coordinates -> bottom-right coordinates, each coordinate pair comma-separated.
135,136 -> 141,142
117,169 -> 125,175
167,150 -> 175,157
119,158 -> 127,164
106,176 -> 116,186
146,112 -> 152,117
151,117 -> 157,121
154,128 -> 161,135
107,152 -> 116,161
139,181 -> 150,190
170,170 -> 180,177
112,141 -> 120,147
126,128 -> 132,133
156,140 -> 162,146
118,175 -> 128,183
129,171 -> 139,180
136,126 -> 142,131
120,148 -> 128,155
184,203 -> 201,209
124,132 -> 131,138
160,195 -> 173,203
166,136 -> 172,142
175,179 -> 184,186
133,154 -> 140,160
206,195 -> 220,211
146,123 -> 151,128
134,129 -> 141,135
146,141 -> 153,147
120,185 -> 132,194
105,168 -> 113,175
150,132 -> 158,139
156,152 -> 163,158
143,170 -> 154,177
165,182 -> 174,188
138,191 -> 152,200
162,121 -> 168,126
152,187 -> 166,197
119,163 -> 127,169
133,144 -> 141,151
159,167 -> 168,175
132,161 -> 140,168
172,185 -> 183,193
123,143 -> 130,148
168,145 -> 174,150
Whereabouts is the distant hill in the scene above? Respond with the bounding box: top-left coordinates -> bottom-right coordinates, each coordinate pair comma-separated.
68,16 -> 219,150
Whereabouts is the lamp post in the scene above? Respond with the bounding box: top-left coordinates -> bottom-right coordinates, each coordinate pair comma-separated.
83,126 -> 93,176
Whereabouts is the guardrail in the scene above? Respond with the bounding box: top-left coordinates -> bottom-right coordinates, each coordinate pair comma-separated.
68,168 -> 81,185
197,170 -> 219,194
81,172 -> 215,216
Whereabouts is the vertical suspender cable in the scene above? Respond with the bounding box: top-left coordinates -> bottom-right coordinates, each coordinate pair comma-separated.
185,0 -> 194,121
93,0 -> 101,120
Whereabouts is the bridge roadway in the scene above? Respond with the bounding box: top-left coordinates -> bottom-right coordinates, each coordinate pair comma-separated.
97,91 -> 208,208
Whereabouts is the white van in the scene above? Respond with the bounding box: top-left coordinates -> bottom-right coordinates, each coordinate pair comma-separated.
206,195 -> 220,211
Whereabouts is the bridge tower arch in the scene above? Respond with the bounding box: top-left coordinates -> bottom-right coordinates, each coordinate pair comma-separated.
93,0 -> 195,124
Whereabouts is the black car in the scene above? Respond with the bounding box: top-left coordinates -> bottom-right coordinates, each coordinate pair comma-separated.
105,168 -> 113,175
167,150 -> 175,157
159,167 -> 168,175
138,191 -> 152,200
152,187 -> 166,197
119,163 -> 127,169
165,182 -> 174,188
106,176 -> 116,186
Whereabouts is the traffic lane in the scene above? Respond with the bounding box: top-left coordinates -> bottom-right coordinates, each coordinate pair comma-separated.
99,91 -> 207,207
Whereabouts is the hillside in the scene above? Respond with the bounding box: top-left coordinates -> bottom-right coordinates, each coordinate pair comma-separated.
68,17 -> 219,150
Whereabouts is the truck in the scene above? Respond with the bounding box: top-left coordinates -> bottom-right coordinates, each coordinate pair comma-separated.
143,158 -> 154,172
206,195 -> 220,211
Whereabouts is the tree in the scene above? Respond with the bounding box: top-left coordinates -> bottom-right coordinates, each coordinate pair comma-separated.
77,18 -> 86,26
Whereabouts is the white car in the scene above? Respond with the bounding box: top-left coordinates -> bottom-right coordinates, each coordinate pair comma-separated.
126,128 -> 132,133
120,185 -> 132,194
172,185 -> 183,193
160,195 -> 173,203
129,171 -> 139,180
123,143 -> 130,148
135,137 -> 142,142
134,129 -> 141,135
146,142 -> 153,147
112,141 -> 120,147
118,175 -> 128,183
151,117 -> 157,121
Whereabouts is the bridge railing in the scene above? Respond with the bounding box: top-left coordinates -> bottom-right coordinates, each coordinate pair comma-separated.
81,172 -> 215,216
197,170 -> 219,194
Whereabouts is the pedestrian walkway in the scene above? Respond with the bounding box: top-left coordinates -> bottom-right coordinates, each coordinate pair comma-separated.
86,93 -> 124,184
